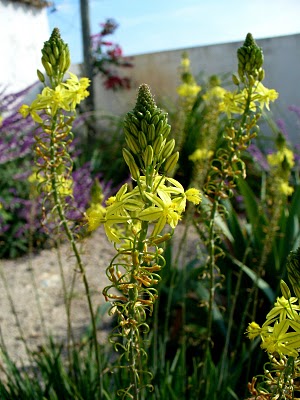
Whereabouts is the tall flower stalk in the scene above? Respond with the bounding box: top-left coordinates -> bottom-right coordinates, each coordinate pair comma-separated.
86,83 -> 201,399
19,28 -> 103,398
194,33 -> 278,386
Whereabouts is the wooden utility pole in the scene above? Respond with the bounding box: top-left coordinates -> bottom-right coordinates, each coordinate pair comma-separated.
80,0 -> 95,111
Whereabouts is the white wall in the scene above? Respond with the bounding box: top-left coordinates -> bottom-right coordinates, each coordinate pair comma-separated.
90,33 -> 300,142
0,0 -> 49,93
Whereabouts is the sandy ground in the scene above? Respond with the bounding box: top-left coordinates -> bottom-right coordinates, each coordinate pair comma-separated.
0,223 -> 197,368
0,227 -> 116,366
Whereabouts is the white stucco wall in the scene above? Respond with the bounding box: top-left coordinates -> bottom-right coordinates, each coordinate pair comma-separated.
90,33 -> 300,142
0,0 -> 49,93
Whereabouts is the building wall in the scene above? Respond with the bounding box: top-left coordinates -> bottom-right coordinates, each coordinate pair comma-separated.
91,33 -> 300,142
0,0 -> 49,93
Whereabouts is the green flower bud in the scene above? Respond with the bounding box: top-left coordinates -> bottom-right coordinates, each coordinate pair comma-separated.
258,68 -> 265,82
161,124 -> 171,139
125,133 -> 140,155
58,51 -> 66,73
53,45 -> 60,60
43,60 -> 53,77
141,119 -> 148,134
286,247 -> 300,299
143,145 -> 154,167
128,121 -> 139,137
153,134 -> 164,156
280,279 -> 291,300
138,131 -> 147,149
122,147 -> 136,167
144,110 -> 152,123
155,120 -> 164,136
150,114 -> 160,126
164,152 -> 179,174
37,69 -> 45,83
147,124 -> 156,141
232,74 -> 240,86
128,161 -> 140,181
49,52 -> 57,67
161,139 -> 175,160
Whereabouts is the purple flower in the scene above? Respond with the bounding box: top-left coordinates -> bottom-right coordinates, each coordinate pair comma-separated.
247,144 -> 270,172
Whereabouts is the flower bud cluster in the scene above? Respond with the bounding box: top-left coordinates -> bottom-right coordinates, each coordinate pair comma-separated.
39,28 -> 71,84
237,33 -> 265,83
123,84 -> 178,178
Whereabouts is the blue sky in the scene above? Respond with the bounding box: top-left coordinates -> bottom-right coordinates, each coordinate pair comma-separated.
47,0 -> 300,65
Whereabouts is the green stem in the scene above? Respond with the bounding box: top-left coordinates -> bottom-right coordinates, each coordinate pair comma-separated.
49,127 -> 103,398
206,198 -> 218,350
54,238 -> 76,368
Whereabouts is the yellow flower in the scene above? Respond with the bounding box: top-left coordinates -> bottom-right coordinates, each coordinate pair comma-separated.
106,196 -> 116,206
279,181 -> 294,196
28,171 -> 72,197
203,86 -> 226,103
139,190 -> 182,236
63,72 -> 90,109
19,104 -> 44,124
189,148 -> 214,162
264,296 -> 300,324
219,91 -> 248,117
246,321 -> 263,340
56,176 -> 73,197
260,320 -> 300,357
253,82 -> 279,111
185,188 -> 202,205
181,57 -> 190,68
19,72 -> 90,123
267,148 -> 294,168
86,203 -> 106,232
177,83 -> 201,98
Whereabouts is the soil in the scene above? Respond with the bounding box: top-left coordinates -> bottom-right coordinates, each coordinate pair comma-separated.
0,224 -> 197,368
0,226 -> 116,366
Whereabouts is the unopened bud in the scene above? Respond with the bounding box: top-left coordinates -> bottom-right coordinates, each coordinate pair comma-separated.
122,147 -> 136,167
161,139 -> 175,159
143,145 -> 154,167
125,133 -> 140,155
164,151 -> 179,174
232,74 -> 240,86
258,68 -> 265,82
280,279 -> 291,300
37,69 -> 45,83
138,131 -> 147,149
129,161 -> 140,181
